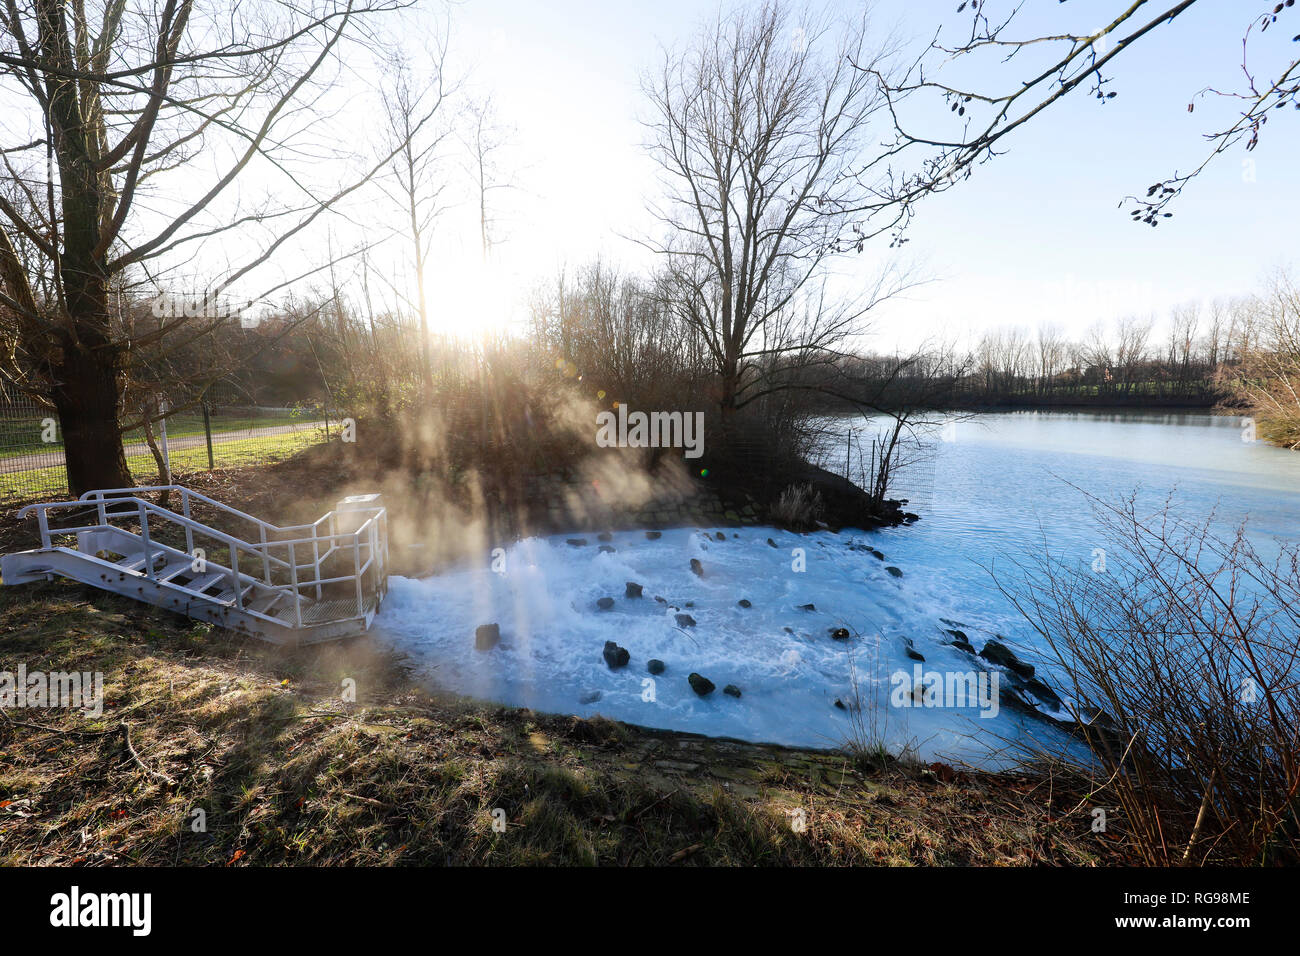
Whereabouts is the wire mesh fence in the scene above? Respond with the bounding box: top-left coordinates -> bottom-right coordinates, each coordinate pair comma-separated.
0,382 -> 348,504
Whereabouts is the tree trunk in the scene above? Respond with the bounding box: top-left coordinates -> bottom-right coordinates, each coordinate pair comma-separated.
52,337 -> 131,496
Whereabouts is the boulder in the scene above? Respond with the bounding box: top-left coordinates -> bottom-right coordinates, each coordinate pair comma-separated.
625,581 -> 644,599
767,538 -> 778,548
829,627 -> 850,640
737,599 -> 752,608
597,532 -> 613,542
474,623 -> 500,651
797,603 -> 816,611
566,538 -> 588,547
602,641 -> 630,669
688,673 -> 715,696
598,545 -> 616,554
905,647 -> 925,662
578,690 -> 602,704
674,613 -> 697,627
689,558 -> 704,577
714,531 -> 726,541
885,566 -> 903,578
647,659 -> 666,675
645,531 -> 662,540
979,639 -> 1035,679
723,684 -> 742,698
596,597 -> 615,611
1021,676 -> 1063,710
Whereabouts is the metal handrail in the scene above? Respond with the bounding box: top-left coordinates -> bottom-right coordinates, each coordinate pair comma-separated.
20,491 -> 386,624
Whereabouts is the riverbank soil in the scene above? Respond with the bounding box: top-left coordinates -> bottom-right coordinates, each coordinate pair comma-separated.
0,577 -> 1131,865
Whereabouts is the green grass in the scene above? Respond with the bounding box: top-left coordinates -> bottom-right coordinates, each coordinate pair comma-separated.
0,411 -> 314,462
0,428 -> 328,502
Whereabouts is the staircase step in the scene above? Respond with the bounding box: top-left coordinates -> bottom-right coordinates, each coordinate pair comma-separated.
186,571 -> 229,594
247,591 -> 287,614
158,561 -> 196,583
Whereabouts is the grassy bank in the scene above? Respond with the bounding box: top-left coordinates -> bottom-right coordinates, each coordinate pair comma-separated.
0,577 -> 1128,866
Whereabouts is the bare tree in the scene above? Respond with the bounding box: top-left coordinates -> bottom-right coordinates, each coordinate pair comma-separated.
462,96 -> 514,262
1240,269 -> 1300,448
853,1 -> 1300,230
641,0 -> 912,423
0,0 -> 417,493
378,37 -> 455,398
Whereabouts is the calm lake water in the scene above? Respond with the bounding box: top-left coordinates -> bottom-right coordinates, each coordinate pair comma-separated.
816,410 -> 1300,668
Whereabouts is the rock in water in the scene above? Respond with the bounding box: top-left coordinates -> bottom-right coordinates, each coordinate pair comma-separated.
596,597 -> 615,610
674,613 -> 697,627
1021,676 -> 1062,709
723,684 -> 742,698
905,648 -> 925,662
689,558 -> 704,577
688,673 -> 715,696
602,641 -> 630,669
625,581 -> 643,598
979,639 -> 1035,678
885,566 -> 903,578
474,623 -> 500,651
597,532 -> 613,542
646,531 -> 662,540
798,603 -> 816,611
579,690 -> 602,704
598,545 -> 616,554
714,531 -> 726,541
767,538 -> 778,548
647,659 -> 666,675
829,627 -> 850,640
737,599 -> 752,608
566,538 -> 588,547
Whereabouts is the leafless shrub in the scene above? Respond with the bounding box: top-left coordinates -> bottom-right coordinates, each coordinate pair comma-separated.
1000,492 -> 1300,865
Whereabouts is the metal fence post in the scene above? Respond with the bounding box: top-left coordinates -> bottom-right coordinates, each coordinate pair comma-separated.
202,400 -> 215,470
158,396 -> 171,483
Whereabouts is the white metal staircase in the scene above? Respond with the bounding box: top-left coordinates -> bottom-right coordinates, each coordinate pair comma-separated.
1,485 -> 388,645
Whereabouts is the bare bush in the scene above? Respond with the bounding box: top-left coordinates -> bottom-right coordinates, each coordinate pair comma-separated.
1001,492 -> 1300,865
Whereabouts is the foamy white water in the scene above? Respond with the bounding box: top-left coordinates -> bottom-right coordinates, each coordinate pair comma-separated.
374,526 -> 1068,766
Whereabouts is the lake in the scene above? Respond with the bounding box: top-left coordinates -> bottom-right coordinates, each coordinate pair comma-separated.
378,410 -> 1300,765
815,410 -> 1300,631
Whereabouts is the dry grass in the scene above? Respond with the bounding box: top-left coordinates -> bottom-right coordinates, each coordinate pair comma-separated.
0,577 -> 1132,866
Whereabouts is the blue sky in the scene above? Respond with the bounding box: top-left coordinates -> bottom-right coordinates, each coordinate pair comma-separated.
421,0 -> 1299,347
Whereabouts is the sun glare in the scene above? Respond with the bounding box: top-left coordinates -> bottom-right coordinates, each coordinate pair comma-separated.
425,255 -> 525,340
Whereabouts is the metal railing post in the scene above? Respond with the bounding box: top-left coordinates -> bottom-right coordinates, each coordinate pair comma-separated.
181,491 -> 194,560
230,544 -> 242,608
260,526 -> 270,584
353,533 -> 362,617
139,506 -> 155,578
311,524 -> 322,600
289,541 -> 302,627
